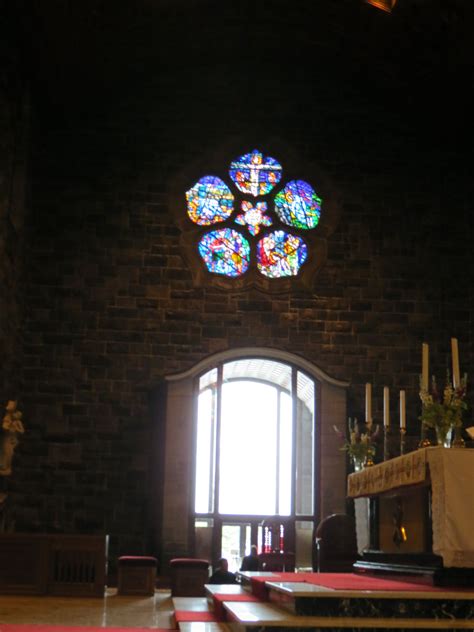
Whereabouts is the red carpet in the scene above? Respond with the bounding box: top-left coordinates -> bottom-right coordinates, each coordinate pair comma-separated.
173,611 -> 219,623
249,571 -> 470,600
0,627 -> 173,632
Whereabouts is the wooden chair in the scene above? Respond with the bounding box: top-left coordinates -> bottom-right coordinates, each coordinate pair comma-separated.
313,513 -> 359,572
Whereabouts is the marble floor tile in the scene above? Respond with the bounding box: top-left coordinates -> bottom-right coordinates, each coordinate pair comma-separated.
0,589 -> 175,628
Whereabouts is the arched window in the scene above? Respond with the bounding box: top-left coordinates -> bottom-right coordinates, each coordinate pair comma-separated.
193,358 -> 317,570
159,348 -> 348,572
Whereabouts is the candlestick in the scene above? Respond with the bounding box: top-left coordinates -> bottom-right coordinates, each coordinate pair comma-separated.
383,386 -> 390,427
421,343 -> 429,391
365,383 -> 372,424
399,390 -> 406,430
400,427 -> 407,455
451,338 -> 460,390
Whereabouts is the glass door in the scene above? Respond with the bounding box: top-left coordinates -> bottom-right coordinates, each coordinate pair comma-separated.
221,522 -> 251,573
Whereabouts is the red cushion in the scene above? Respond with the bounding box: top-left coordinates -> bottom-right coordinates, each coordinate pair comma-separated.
170,557 -> 209,568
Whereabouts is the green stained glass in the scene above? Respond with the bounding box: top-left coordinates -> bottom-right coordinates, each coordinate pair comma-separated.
274,180 -> 321,229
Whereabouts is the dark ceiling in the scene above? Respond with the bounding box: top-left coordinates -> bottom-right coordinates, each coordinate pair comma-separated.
3,0 -> 473,153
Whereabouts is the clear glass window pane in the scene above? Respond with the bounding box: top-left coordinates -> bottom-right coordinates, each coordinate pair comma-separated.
219,381 -> 278,515
279,391 -> 292,516
195,387 -> 215,513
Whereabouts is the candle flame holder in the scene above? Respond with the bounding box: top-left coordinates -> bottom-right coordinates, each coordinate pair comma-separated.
383,425 -> 394,461
400,427 -> 407,455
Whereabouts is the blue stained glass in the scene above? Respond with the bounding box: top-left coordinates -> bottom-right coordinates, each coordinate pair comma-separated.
274,180 -> 321,230
198,228 -> 250,277
186,176 -> 234,225
256,230 -> 308,278
229,149 -> 282,197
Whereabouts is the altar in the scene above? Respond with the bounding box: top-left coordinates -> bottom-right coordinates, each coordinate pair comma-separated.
348,446 -> 474,584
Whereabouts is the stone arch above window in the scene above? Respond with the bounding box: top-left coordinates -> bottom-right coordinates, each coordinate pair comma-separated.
170,140 -> 341,293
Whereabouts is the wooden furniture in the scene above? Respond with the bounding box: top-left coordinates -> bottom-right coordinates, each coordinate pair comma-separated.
348,446 -> 474,585
0,533 -> 108,596
169,557 -> 209,596
117,555 -> 157,596
258,552 -> 295,572
313,513 -> 359,572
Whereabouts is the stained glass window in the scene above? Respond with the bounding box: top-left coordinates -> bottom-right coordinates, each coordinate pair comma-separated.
235,201 -> 272,236
274,180 -> 321,230
256,230 -> 307,278
198,228 -> 250,277
229,150 -> 282,197
186,176 -> 234,225
185,150 -> 323,283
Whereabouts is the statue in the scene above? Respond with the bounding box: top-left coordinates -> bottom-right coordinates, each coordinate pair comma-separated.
0,400 -> 25,476
0,401 -> 25,532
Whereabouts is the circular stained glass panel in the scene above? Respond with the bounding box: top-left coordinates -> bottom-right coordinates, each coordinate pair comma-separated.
229,149 -> 282,197
274,180 -> 321,229
256,230 -> 308,278
198,228 -> 250,277
186,176 -> 234,225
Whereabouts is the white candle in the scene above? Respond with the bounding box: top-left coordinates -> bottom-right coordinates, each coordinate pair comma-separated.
384,386 -> 390,427
451,338 -> 460,389
365,383 -> 372,423
400,390 -> 406,429
422,343 -> 429,391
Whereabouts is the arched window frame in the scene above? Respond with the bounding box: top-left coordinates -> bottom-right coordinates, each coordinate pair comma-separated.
157,347 -> 349,570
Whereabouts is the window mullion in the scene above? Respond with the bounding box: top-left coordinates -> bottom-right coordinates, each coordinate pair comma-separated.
291,368 -> 297,517
213,364 -> 223,515
275,388 -> 281,515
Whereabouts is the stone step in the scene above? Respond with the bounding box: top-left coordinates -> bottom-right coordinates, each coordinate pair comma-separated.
205,584 -> 248,597
172,596 -> 212,612
178,624 -> 232,632
223,599 -> 474,629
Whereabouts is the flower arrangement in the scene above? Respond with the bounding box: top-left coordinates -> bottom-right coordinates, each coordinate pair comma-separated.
419,372 -> 467,443
334,419 -> 378,470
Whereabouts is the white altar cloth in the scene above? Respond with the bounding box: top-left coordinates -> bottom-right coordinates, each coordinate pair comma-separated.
348,447 -> 474,568
426,447 -> 474,568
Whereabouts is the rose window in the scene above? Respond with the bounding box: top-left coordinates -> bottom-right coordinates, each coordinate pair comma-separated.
185,149 -> 322,279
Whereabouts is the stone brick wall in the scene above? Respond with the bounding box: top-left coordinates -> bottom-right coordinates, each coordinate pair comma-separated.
0,3 -> 30,401
2,1 -> 472,569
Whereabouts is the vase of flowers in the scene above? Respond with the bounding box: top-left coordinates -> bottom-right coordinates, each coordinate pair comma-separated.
419,372 -> 467,447
334,419 -> 377,471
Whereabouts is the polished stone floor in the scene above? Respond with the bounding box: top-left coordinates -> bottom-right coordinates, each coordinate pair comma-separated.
0,589 -> 175,628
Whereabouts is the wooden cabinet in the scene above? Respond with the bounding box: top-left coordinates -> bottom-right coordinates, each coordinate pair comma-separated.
0,534 -> 108,596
